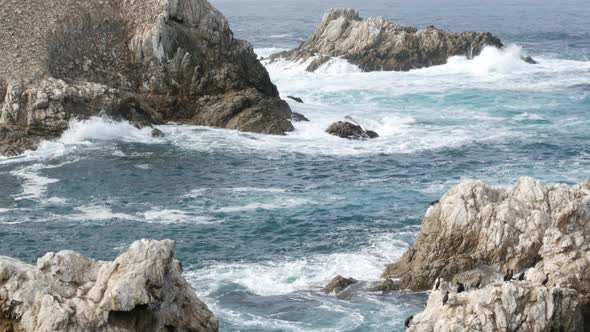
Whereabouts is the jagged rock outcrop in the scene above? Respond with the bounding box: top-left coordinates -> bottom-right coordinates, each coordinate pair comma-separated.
0,239 -> 218,332
409,281 -> 582,331
0,0 -> 293,155
326,121 -> 379,140
384,177 -> 590,303
269,8 -> 504,72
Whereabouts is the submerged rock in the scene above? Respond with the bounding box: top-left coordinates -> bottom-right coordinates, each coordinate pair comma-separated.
270,8 -> 504,72
521,55 -> 537,64
326,121 -> 378,140
287,96 -> 304,103
0,0 -> 293,156
292,112 -> 310,122
151,128 -> 165,138
0,239 -> 218,331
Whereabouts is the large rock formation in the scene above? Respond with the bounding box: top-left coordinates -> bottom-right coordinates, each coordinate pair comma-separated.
269,8 -> 504,72
382,177 -> 590,329
0,239 -> 218,332
409,281 -> 582,331
0,0 -> 293,155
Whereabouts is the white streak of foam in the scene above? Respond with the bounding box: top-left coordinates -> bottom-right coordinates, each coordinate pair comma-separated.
214,198 -> 309,213
187,233 -> 408,297
143,209 -> 220,224
67,205 -> 135,221
11,163 -> 61,201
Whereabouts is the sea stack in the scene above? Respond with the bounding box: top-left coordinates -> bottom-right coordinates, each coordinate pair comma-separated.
0,239 -> 218,332
269,8 -> 504,72
0,0 -> 294,156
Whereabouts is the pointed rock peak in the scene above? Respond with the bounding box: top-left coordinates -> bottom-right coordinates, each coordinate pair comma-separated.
321,8 -> 362,24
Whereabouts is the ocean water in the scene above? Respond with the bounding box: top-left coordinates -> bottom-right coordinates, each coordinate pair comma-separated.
1,0 -> 589,331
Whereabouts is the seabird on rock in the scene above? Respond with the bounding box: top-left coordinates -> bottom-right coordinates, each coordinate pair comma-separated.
542,273 -> 549,286
435,277 -> 441,290
518,272 -> 525,281
456,282 -> 465,293
404,316 -> 413,329
503,269 -> 513,282
442,291 -> 449,305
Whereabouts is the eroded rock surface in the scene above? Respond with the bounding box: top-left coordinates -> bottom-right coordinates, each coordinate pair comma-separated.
270,8 -> 504,72
409,281 -> 582,331
0,239 -> 218,332
0,0 -> 293,155
384,177 -> 590,301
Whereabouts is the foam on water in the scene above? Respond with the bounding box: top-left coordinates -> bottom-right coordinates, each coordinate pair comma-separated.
215,198 -> 310,213
143,209 -> 220,224
188,233 -> 409,297
11,163 -> 63,202
67,205 -> 135,221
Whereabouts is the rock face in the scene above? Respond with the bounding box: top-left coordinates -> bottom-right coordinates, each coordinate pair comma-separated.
0,0 -> 293,156
0,239 -> 218,332
383,177 -> 590,329
383,177 -> 590,298
270,8 -> 504,72
326,121 -> 379,140
409,281 -> 582,331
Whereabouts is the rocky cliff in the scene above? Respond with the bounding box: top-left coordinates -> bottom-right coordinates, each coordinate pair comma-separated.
382,177 -> 590,330
269,8 -> 504,72
0,239 -> 218,332
0,0 -> 293,156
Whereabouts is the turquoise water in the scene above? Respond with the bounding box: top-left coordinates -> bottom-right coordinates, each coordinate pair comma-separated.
1,0 -> 589,330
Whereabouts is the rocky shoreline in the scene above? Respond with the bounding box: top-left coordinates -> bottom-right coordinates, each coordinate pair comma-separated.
324,177 -> 590,330
0,0 -> 294,156
0,240 -> 218,331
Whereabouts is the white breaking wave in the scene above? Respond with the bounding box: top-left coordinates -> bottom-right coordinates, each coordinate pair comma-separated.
214,198 -> 310,213
59,117 -> 154,145
187,233 -> 410,297
67,205 -> 135,221
223,187 -> 287,193
143,209 -> 220,224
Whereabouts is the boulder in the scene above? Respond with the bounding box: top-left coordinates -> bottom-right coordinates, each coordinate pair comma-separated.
0,0 -> 293,156
270,8 -> 504,72
521,55 -> 537,64
383,177 -> 590,307
151,128 -> 165,138
0,239 -> 218,332
326,121 -> 378,140
408,282 -> 582,331
322,275 -> 358,294
291,112 -> 310,122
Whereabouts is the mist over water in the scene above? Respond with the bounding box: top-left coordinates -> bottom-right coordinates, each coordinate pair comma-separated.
1,0 -> 590,331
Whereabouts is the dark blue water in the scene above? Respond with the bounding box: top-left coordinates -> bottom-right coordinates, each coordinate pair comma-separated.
1,0 -> 589,330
